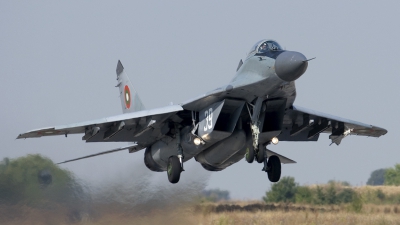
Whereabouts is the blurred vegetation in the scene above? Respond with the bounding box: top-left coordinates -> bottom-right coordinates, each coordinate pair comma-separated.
264,176 -> 400,211
0,154 -> 88,208
366,164 -> 400,186
263,177 -> 360,206
263,177 -> 297,203
367,168 -> 387,185
385,164 -> 400,186
1,155 -> 400,224
201,189 -> 230,202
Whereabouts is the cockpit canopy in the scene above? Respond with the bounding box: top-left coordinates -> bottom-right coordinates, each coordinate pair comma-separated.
248,40 -> 283,56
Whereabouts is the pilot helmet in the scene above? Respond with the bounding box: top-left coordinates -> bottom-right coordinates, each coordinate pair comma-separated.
259,42 -> 268,52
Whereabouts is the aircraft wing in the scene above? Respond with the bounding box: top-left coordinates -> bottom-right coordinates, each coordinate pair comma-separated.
279,105 -> 387,145
17,105 -> 184,145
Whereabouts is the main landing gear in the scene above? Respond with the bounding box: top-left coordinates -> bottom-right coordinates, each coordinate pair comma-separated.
263,155 -> 281,182
167,155 -> 182,183
168,124 -> 185,184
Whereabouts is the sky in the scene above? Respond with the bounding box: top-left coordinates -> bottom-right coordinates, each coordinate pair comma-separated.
1,1 -> 399,200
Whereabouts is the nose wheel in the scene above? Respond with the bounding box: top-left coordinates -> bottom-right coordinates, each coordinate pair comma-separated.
245,146 -> 255,163
245,145 -> 268,165
256,144 -> 265,163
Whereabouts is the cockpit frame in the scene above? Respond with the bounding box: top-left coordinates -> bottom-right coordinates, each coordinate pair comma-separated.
247,39 -> 283,57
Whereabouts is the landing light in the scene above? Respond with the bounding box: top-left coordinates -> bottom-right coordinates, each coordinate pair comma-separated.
271,137 -> 279,145
194,138 -> 201,145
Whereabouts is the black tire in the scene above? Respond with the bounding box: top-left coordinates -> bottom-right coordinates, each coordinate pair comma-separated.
167,156 -> 181,184
245,146 -> 255,163
267,155 -> 281,182
256,147 -> 265,163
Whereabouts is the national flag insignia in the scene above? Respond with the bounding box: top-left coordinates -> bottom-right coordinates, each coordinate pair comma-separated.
124,85 -> 131,109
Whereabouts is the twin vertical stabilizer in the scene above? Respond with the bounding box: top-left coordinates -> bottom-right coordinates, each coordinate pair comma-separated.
116,60 -> 145,113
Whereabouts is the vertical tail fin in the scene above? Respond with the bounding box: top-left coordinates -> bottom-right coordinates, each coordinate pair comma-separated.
116,60 -> 145,113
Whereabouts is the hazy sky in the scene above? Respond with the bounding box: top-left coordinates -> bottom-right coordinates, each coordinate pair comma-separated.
1,1 -> 399,199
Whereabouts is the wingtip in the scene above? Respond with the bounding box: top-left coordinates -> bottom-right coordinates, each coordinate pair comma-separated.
16,134 -> 24,140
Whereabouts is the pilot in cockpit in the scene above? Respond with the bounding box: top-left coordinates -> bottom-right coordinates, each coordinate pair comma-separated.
259,43 -> 268,53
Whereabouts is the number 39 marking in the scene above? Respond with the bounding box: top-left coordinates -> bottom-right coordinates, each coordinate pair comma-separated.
204,108 -> 213,131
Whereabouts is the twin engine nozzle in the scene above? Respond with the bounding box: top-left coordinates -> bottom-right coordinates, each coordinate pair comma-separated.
275,51 -> 308,82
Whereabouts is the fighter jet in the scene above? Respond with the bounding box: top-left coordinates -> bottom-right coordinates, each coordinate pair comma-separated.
17,39 -> 387,183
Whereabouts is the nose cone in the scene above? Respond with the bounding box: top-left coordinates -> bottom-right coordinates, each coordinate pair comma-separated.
275,51 -> 308,82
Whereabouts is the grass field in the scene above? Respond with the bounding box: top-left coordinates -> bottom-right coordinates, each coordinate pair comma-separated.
2,203 -> 400,225
1,186 -> 400,225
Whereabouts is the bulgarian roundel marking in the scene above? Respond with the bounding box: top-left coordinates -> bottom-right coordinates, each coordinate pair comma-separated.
124,85 -> 131,109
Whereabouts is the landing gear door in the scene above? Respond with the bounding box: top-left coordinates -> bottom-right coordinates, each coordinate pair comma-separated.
259,98 -> 287,143
198,99 -> 245,144
198,100 -> 224,140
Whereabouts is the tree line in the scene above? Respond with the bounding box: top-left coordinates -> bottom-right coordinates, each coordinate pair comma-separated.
0,155 -> 89,215
264,164 -> 400,213
367,164 -> 400,186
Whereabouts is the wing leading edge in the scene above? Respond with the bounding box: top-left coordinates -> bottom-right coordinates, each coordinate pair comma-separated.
17,105 -> 184,144
279,105 -> 387,145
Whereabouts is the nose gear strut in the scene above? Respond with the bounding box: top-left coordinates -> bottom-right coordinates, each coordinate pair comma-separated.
246,97 -> 282,183
250,123 -> 260,151
246,97 -> 265,156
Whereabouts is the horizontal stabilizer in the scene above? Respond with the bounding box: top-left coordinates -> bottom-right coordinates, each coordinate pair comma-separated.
57,144 -> 143,164
266,149 -> 296,164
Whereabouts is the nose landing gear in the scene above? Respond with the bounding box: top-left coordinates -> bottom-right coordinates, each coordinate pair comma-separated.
245,146 -> 255,163
256,144 -> 266,163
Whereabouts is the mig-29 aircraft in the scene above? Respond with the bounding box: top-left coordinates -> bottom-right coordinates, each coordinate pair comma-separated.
17,39 -> 387,184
